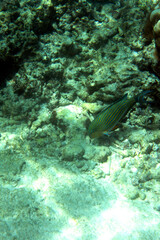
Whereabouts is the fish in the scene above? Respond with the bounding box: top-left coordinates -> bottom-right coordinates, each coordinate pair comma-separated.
88,90 -> 152,138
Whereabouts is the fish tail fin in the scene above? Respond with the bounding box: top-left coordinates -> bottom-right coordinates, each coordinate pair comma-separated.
135,90 -> 153,104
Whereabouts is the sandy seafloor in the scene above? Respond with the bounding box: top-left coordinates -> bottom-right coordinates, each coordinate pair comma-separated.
0,119 -> 160,240
0,145 -> 160,240
0,0 -> 160,239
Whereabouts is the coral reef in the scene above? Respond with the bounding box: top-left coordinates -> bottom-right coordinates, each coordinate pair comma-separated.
0,0 -> 57,86
143,1 -> 160,77
0,0 -> 160,239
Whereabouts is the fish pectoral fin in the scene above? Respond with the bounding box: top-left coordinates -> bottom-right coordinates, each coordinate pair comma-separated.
111,124 -> 120,131
103,131 -> 109,136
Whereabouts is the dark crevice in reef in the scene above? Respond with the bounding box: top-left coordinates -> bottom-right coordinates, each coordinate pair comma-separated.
0,59 -> 19,89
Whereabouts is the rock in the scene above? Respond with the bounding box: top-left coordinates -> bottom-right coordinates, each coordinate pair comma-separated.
126,187 -> 139,200
62,143 -> 84,161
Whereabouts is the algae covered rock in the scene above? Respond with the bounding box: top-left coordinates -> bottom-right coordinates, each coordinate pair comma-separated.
62,142 -> 85,161
126,187 -> 139,200
84,145 -> 111,163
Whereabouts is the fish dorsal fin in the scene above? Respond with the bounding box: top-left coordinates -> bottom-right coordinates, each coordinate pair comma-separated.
97,94 -> 128,116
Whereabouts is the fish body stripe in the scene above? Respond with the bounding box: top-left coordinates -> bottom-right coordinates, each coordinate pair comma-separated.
100,100 -> 128,130
102,98 -> 135,130
88,90 -> 152,138
88,97 -> 135,136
